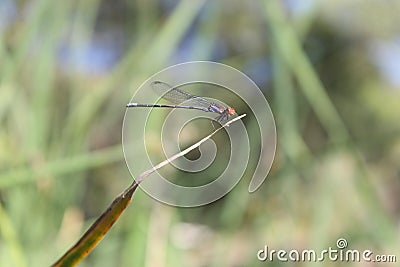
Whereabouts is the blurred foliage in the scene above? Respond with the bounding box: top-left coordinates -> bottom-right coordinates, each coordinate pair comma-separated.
0,0 -> 399,266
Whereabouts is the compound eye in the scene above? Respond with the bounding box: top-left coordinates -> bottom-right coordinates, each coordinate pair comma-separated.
227,107 -> 236,115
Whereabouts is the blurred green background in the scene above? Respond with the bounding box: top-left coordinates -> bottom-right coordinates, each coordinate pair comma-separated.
1,0 -> 399,266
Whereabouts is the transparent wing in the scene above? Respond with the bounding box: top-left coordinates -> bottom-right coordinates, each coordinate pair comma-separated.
151,81 -> 212,108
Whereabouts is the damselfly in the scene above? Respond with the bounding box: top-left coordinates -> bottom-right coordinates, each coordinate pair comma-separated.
126,81 -> 236,123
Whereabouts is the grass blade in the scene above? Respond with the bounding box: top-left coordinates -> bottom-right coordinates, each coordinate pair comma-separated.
51,114 -> 246,266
